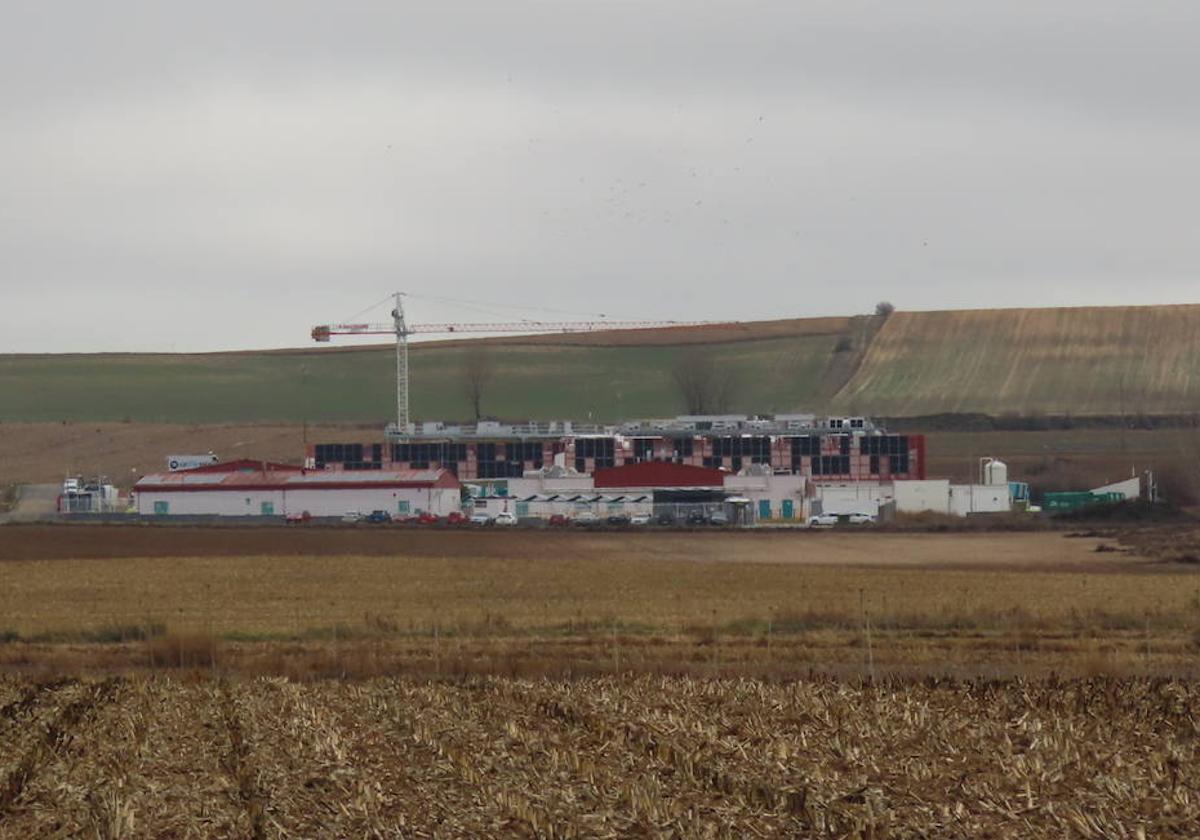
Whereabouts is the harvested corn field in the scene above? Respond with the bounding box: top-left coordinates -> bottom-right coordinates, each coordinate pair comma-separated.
0,674 -> 1197,838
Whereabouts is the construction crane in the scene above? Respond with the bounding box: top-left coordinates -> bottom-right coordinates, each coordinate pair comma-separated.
312,292 -> 718,434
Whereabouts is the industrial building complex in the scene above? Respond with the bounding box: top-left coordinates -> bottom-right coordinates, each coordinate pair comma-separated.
79,296 -> 1143,525
306,415 -> 926,482
112,412 -> 1065,525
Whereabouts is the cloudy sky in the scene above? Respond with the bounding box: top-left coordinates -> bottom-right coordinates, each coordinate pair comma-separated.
3,1 -> 1198,352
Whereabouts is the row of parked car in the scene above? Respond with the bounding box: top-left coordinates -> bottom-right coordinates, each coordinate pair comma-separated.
299,509 -> 876,528
807,512 -> 876,528
323,510 -> 736,527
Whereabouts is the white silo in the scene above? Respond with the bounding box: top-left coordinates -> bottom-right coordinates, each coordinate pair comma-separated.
981,457 -> 1008,487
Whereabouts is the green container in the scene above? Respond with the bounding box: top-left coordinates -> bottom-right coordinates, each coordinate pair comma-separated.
1043,491 -> 1124,511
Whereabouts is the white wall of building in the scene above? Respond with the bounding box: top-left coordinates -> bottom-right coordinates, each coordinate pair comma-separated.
1092,476 -> 1141,500
949,484 -> 1011,516
136,488 -> 284,516
892,480 -> 952,514
815,483 -> 889,516
726,473 -> 808,521
137,486 -> 460,517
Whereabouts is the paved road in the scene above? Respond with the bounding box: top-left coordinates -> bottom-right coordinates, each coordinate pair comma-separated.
0,483 -> 59,523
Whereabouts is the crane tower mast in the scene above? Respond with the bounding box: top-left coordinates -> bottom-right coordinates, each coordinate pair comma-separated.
311,293 -> 718,435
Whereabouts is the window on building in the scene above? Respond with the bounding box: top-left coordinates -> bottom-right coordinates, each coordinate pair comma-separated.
260,501 -> 274,516
791,436 -> 820,472
633,439 -> 656,461
397,500 -> 410,514
153,500 -> 169,515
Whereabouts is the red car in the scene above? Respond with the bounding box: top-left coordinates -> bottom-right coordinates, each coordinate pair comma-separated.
444,511 -> 467,525
548,513 -> 570,527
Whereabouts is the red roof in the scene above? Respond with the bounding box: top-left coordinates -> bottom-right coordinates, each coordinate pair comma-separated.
593,462 -> 725,488
179,459 -> 303,473
136,467 -> 460,493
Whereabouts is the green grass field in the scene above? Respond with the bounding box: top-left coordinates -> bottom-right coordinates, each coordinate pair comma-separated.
0,333 -> 841,423
6,303 -> 1200,424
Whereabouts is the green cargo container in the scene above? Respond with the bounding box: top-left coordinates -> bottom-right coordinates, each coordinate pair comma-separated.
1043,491 -> 1125,511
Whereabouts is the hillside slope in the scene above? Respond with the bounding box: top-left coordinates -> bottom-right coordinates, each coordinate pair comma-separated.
0,318 -> 848,423
831,305 -> 1200,416
4,304 -> 1199,424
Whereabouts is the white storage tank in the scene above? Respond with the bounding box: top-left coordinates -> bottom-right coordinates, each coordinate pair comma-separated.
981,458 -> 1008,487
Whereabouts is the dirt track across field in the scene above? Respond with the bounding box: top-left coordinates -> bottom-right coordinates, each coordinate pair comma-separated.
0,523 -> 1156,572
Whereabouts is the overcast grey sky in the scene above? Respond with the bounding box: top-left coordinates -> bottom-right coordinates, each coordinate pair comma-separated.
3,1 -> 1198,352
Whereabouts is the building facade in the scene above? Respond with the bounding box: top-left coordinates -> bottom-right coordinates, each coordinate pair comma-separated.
307,415 -> 926,483
133,460 -> 461,518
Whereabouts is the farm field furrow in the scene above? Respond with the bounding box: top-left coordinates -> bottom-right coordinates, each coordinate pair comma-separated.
0,679 -> 249,838
0,675 -> 1196,838
412,680 -> 793,836
0,678 -> 120,828
508,677 -> 1200,835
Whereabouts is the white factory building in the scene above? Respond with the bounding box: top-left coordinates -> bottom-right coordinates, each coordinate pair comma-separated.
484,458 -> 1014,523
133,460 -> 461,518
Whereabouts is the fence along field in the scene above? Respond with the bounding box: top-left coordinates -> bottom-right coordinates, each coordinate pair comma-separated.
0,674 -> 1196,836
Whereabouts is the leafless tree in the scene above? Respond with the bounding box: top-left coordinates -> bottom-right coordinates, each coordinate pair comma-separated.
462,346 -> 495,421
672,347 -> 737,415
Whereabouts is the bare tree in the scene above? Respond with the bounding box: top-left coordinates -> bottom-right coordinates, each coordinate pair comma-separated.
672,348 -> 737,414
462,346 -> 495,421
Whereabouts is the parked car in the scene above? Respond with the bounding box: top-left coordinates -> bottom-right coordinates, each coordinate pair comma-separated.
630,513 -> 651,526
708,510 -> 730,526
808,512 -> 839,528
444,511 -> 467,525
685,510 -> 708,526
469,511 -> 493,525
285,510 -> 311,525
655,512 -> 676,526
341,511 -> 363,523
404,511 -> 439,525
847,512 -> 876,525
548,513 -> 570,527
606,514 -> 631,527
572,511 -> 599,526
365,510 -> 391,524
494,511 -> 519,526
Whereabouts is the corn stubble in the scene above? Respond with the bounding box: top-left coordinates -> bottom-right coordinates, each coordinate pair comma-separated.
0,674 -> 1195,838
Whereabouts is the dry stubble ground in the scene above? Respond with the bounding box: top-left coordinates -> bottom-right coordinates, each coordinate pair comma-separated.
3,526 -> 1200,837
0,673 -> 1197,837
1,525 -> 1199,679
